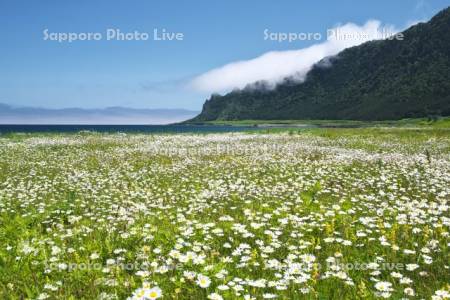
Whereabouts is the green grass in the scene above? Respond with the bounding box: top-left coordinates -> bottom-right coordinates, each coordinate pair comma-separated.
0,128 -> 449,299
186,117 -> 450,129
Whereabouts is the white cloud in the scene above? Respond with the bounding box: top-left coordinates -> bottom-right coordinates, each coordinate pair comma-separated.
190,20 -> 399,94
405,19 -> 426,28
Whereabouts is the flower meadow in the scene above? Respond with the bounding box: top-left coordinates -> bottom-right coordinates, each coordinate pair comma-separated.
0,129 -> 449,299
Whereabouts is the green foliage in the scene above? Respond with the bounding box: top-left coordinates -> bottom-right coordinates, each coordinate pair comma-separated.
192,7 -> 450,121
0,130 -> 449,299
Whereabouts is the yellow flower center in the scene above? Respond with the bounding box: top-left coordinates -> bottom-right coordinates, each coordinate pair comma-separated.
150,291 -> 158,298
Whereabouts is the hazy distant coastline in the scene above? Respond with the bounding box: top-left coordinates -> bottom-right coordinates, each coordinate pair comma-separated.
0,103 -> 198,125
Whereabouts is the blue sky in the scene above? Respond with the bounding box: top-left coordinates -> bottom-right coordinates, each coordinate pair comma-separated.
0,0 -> 449,110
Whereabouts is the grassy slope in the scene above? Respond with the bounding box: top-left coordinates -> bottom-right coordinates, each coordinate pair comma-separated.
185,117 -> 450,128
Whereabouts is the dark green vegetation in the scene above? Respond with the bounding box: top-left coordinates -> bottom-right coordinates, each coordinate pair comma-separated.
192,117 -> 450,128
192,7 -> 450,122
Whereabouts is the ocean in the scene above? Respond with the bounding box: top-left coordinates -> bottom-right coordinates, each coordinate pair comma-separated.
0,124 -> 260,134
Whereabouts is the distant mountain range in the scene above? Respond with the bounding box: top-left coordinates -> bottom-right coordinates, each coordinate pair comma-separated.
0,103 -> 198,124
192,7 -> 450,121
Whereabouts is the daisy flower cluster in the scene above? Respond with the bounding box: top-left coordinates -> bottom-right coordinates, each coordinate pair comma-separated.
0,128 -> 448,299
